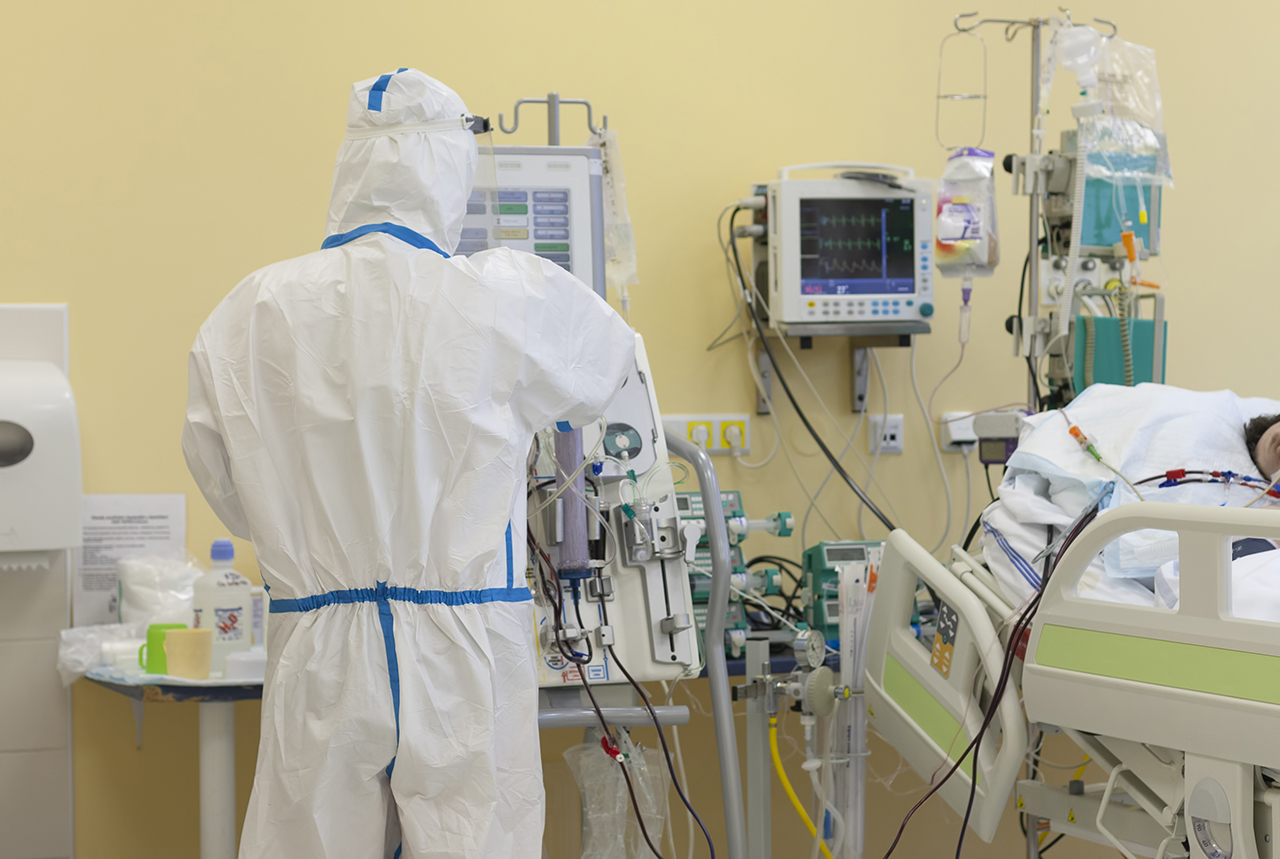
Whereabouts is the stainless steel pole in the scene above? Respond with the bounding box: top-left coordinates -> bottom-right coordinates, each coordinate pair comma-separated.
666,432 -> 747,859
1027,21 -> 1042,409
546,91 -> 560,146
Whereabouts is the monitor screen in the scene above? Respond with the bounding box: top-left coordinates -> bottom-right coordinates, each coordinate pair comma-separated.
824,545 -> 867,563
800,198 -> 916,295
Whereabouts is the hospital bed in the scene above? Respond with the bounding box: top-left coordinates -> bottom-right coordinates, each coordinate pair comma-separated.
866,501 -> 1280,859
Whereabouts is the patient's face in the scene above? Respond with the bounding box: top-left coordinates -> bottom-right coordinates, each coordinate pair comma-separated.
1258,422 -> 1280,479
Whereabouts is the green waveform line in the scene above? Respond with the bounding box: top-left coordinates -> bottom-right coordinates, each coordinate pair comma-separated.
817,213 -> 882,229
818,237 -> 881,252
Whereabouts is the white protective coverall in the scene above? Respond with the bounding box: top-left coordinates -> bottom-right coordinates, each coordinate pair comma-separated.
182,69 -> 635,858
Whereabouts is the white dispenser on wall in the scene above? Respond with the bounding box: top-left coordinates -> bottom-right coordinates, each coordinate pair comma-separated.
0,304 -> 81,858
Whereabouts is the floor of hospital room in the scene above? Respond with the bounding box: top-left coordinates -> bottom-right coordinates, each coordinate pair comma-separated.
540,679 -> 1114,859
71,674 -> 1110,857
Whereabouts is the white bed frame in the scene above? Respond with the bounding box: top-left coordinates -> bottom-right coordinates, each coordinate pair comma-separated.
866,502 -> 1280,859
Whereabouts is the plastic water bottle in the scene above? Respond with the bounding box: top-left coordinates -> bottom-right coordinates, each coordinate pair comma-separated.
193,539 -> 253,676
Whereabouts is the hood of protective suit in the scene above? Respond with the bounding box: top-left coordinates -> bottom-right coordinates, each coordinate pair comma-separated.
326,69 -> 477,254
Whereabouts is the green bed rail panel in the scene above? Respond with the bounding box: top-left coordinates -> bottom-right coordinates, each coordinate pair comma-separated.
883,653 -> 977,781
1036,624 -> 1280,706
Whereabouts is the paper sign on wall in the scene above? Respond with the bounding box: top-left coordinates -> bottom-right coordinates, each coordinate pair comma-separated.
76,494 -> 186,626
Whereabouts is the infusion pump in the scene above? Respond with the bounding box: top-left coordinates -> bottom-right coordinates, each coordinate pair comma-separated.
750,165 -> 935,332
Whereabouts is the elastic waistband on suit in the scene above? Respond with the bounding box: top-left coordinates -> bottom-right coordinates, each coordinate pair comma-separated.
270,581 -> 533,613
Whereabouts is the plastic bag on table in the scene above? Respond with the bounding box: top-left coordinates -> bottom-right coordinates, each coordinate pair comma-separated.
117,554 -> 204,626
935,147 -> 1000,278
57,622 -> 147,686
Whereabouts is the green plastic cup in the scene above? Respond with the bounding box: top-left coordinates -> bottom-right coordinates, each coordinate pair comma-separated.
139,623 -> 187,674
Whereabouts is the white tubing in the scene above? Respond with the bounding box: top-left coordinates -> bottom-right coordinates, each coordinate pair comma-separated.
837,566 -> 871,858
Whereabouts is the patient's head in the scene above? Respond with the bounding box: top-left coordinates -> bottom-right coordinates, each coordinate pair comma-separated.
1245,413 -> 1280,478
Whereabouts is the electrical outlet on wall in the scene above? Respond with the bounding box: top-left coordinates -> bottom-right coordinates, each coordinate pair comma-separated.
868,414 -> 904,454
662,414 -> 751,456
941,412 -> 978,453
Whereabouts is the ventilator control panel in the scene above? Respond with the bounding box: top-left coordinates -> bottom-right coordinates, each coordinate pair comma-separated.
460,146 -> 606,297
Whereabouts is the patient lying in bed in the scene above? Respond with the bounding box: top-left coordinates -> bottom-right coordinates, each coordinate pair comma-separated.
979,384 -> 1280,612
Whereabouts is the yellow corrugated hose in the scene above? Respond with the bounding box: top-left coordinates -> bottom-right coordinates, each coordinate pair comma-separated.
769,717 -> 835,859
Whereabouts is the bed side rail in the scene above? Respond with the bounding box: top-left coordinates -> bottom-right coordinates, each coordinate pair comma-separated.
1025,501 -> 1280,768
866,529 -> 1027,842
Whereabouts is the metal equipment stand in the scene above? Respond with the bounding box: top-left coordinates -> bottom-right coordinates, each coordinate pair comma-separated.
745,638 -> 772,859
667,432 -> 748,859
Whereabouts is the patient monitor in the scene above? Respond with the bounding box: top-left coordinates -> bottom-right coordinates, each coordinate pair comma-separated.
750,164 -> 935,332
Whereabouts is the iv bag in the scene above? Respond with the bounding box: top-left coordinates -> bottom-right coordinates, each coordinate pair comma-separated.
1078,38 -> 1173,187
935,147 -> 1000,278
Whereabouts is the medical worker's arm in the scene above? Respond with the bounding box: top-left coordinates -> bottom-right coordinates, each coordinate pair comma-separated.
181,347 -> 252,540
517,258 -> 636,431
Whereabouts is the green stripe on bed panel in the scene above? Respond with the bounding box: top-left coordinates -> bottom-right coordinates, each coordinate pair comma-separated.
1035,624 -> 1280,705
883,654 -> 978,784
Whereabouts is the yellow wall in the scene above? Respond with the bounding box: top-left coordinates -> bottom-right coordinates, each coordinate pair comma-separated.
1,0 -> 1271,855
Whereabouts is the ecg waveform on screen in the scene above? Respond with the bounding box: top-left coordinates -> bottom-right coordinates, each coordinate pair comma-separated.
812,212 -> 882,230
817,257 -> 881,276
799,198 -> 916,286
817,237 -> 881,252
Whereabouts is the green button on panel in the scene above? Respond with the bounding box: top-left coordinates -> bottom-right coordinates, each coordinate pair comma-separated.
496,203 -> 528,214
534,242 -> 570,252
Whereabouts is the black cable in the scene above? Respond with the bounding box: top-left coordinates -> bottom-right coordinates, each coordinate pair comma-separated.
984,465 -> 996,503
1039,834 -> 1066,854
728,207 -> 896,531
746,556 -> 806,618
952,505 -> 1100,859
1016,252 -> 1030,321
881,502 -> 1101,859
1017,252 -> 1043,412
529,503 -> 665,857
962,514 -> 983,551
575,670 -> 667,859
595,569 -> 716,859
745,554 -> 803,571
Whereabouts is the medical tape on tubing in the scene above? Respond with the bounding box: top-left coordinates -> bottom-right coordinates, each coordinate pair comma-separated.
344,117 -> 471,140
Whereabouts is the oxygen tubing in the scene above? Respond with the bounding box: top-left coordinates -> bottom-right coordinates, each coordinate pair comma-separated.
769,717 -> 835,859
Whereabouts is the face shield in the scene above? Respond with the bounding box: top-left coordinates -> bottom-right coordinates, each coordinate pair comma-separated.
468,131 -> 545,257
456,114 -> 498,257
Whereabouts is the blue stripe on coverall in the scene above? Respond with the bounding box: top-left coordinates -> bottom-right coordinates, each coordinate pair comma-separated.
321,222 -> 449,257
367,68 -> 409,111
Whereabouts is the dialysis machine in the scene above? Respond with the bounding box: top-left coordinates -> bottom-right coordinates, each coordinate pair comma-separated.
475,98 -> 701,690
527,333 -> 701,686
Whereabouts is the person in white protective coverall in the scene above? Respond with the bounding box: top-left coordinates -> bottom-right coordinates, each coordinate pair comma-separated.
182,68 -> 635,859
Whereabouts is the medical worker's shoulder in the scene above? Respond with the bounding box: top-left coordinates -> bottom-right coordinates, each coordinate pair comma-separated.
193,250 -> 337,347
454,246 -> 604,303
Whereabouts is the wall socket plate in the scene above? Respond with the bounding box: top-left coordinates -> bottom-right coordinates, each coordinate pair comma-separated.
941,412 -> 978,452
662,414 -> 751,456
868,414 -> 904,454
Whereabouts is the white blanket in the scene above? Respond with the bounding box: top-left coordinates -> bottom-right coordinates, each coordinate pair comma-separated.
980,383 -> 1280,607
1156,542 -> 1280,619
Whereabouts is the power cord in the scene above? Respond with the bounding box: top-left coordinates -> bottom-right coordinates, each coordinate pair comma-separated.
728,207 -> 895,532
